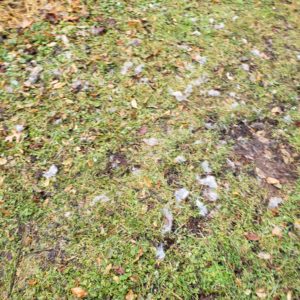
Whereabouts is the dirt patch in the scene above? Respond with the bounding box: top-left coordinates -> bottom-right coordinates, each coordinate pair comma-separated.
186,216 -> 210,237
226,120 -> 298,190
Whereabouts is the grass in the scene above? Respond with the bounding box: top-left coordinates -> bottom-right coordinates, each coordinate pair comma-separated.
0,0 -> 299,299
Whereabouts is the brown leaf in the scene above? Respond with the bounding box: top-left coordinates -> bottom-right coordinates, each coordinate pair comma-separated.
244,232 -> 260,241
71,287 -> 88,298
125,289 -> 136,300
28,279 -> 37,286
113,266 -> 125,275
133,248 -> 144,263
266,177 -> 280,185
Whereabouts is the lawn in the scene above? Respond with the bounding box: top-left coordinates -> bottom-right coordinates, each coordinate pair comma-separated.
0,0 -> 299,299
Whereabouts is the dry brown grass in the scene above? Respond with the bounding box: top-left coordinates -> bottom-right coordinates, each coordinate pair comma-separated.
0,0 -> 85,30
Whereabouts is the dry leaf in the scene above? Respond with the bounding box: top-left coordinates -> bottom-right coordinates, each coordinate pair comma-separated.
19,19 -> 33,29
266,177 -> 280,185
125,289 -> 136,300
244,232 -> 260,241
104,263 -> 112,274
0,176 -> 4,187
71,287 -> 88,298
255,167 -> 266,179
272,226 -> 283,238
0,158 -> 7,165
133,248 -> 144,263
256,288 -> 267,299
131,99 -> 138,109
257,252 -> 271,260
28,279 -> 37,286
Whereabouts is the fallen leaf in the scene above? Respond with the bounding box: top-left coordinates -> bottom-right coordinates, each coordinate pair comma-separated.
19,19 -> 33,29
255,167 -> 266,179
266,177 -> 280,185
257,252 -> 271,260
71,287 -> 88,298
28,279 -> 37,286
272,226 -> 283,238
113,266 -> 125,275
256,288 -> 267,299
125,289 -> 136,300
104,263 -> 112,274
244,232 -> 260,241
131,99 -> 138,109
0,158 -> 7,165
133,248 -> 144,263
137,126 -> 147,135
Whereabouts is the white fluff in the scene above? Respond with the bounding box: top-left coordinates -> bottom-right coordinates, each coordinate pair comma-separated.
91,194 -> 110,206
175,188 -> 189,203
156,243 -> 165,260
268,197 -> 283,209
161,208 -> 173,234
251,49 -> 261,57
174,155 -> 187,163
214,23 -> 225,30
201,161 -> 212,173
15,125 -> 24,132
197,175 -> 218,189
194,54 -> 207,65
241,63 -> 250,71
143,138 -> 159,146
195,200 -> 208,216
169,90 -> 187,102
121,61 -> 133,75
207,90 -> 221,97
203,189 -> 218,202
43,165 -> 58,179
134,64 -> 144,75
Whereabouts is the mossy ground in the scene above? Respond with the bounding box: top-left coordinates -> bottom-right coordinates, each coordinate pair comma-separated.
0,1 -> 299,299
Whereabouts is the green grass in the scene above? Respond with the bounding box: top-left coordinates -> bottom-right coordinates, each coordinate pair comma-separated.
0,0 -> 299,299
